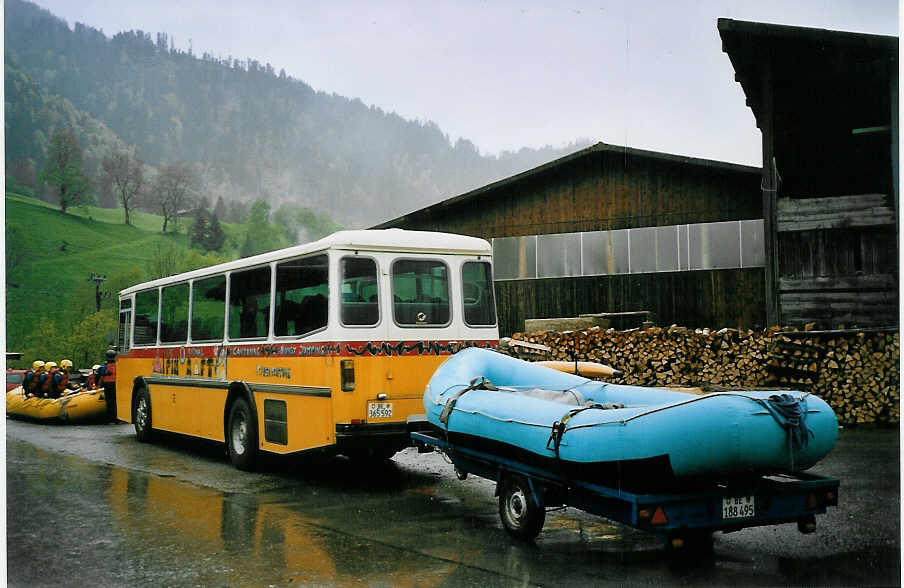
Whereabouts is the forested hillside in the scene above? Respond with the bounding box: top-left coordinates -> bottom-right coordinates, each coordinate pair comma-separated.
5,0 -> 589,226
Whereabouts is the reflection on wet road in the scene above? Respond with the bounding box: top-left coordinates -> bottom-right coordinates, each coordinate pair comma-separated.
6,421 -> 901,586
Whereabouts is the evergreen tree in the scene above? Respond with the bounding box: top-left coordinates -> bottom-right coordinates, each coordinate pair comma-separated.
213,196 -> 227,219
189,208 -> 226,252
240,199 -> 284,256
189,208 -> 210,249
208,213 -> 226,251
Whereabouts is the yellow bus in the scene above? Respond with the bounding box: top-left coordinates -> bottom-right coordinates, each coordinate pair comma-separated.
113,229 -> 498,469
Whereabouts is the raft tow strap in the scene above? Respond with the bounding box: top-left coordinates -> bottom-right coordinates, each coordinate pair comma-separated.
546,402 -> 625,459
440,377 -> 497,426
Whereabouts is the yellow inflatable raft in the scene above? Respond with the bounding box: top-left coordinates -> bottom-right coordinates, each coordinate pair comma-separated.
6,386 -> 108,423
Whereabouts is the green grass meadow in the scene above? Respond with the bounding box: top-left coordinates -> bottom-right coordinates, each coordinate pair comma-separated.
5,194 -> 213,365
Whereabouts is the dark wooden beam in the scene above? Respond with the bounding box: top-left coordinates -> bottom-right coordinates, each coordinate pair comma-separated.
760,63 -> 780,326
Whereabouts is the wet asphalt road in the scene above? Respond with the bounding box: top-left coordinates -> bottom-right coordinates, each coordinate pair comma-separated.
6,419 -> 901,587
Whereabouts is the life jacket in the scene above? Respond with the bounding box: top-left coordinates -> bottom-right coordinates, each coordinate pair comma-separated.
35,372 -> 48,396
87,372 -> 96,390
23,370 -> 36,394
102,362 -> 116,383
41,369 -> 58,396
55,371 -> 70,394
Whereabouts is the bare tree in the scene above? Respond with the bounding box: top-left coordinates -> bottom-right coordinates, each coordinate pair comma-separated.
102,148 -> 144,225
153,163 -> 197,233
39,129 -> 93,213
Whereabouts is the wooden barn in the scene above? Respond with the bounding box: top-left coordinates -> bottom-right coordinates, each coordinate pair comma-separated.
375,143 -> 764,336
719,19 -> 899,328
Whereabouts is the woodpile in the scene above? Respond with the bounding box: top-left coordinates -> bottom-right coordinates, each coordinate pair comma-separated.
816,331 -> 900,424
507,325 -> 899,425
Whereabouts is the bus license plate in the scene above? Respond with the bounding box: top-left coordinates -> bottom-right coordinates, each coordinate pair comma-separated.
368,402 -> 393,419
722,495 -> 755,519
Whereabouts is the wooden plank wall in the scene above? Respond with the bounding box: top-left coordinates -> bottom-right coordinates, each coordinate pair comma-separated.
777,194 -> 898,328
396,150 -> 762,237
494,268 -> 766,337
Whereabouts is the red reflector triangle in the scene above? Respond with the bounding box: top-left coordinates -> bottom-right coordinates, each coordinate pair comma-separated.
651,507 -> 668,525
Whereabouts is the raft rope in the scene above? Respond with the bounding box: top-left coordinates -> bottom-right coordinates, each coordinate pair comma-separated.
753,393 -> 813,470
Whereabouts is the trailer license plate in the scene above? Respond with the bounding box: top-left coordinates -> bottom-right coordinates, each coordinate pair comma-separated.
368,402 -> 393,419
722,495 -> 755,519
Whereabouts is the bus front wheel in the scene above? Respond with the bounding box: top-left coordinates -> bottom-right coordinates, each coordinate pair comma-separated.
227,397 -> 258,471
133,387 -> 153,443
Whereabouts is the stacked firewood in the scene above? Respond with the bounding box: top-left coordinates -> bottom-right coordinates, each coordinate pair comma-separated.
508,326 -> 899,425
816,331 -> 900,424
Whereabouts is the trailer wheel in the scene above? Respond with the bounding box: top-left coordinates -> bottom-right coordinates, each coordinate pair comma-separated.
498,475 -> 545,540
667,529 -> 714,556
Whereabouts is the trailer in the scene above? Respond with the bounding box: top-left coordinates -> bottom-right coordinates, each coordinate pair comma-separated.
411,430 -> 839,552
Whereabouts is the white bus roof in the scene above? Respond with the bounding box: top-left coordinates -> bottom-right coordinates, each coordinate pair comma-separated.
119,229 -> 492,296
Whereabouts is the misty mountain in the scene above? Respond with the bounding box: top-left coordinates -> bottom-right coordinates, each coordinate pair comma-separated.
5,0 -> 591,226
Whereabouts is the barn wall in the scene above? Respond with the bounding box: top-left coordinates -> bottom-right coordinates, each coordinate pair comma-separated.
381,146 -> 765,335
494,268 -> 766,336
395,151 -> 761,238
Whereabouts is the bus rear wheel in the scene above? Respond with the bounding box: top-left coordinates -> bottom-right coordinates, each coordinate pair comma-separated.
227,397 -> 258,471
133,387 -> 153,443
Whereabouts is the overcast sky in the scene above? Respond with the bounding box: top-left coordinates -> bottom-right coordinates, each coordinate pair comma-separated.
32,0 -> 898,166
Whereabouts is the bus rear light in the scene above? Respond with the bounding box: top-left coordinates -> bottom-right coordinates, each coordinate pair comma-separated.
638,508 -> 651,521
350,419 -> 363,425
341,360 -> 355,392
825,491 -> 837,506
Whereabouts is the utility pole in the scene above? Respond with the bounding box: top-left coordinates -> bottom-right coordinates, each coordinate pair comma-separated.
89,273 -> 109,312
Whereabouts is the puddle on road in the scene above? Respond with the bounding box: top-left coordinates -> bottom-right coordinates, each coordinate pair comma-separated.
13,437 -> 895,586
105,467 -> 471,586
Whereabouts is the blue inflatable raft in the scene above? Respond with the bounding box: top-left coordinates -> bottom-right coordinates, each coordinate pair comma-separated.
424,348 -> 838,490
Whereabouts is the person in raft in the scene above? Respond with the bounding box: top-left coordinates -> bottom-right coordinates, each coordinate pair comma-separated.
23,360 -> 46,397
85,365 -> 101,390
40,362 -> 59,398
54,359 -> 74,396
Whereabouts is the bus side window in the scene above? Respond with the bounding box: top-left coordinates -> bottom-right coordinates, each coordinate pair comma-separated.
133,289 -> 159,345
462,261 -> 497,326
228,266 -> 271,340
340,257 -> 379,326
118,298 -> 132,352
160,283 -> 190,343
190,275 -> 226,341
275,254 -> 329,337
